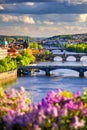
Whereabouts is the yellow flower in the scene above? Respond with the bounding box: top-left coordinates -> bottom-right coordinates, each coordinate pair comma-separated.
0,87 -> 6,98
62,90 -> 73,98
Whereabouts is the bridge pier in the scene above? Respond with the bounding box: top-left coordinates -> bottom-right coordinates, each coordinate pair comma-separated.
62,53 -> 66,62
17,68 -> 32,75
76,58 -> 80,62
50,57 -> 54,61
61,49 -> 63,52
79,69 -> 84,77
45,68 -> 51,76
62,58 -> 66,62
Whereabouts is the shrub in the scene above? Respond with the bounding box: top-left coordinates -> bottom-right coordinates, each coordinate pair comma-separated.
0,87 -> 30,130
16,50 -> 35,66
0,56 -> 17,73
1,88 -> 87,130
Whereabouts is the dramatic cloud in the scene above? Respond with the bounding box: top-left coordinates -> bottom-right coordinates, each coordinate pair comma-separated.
0,5 -> 4,10
0,0 -> 87,37
0,0 -> 87,4
79,14 -> 87,22
43,21 -> 54,25
0,14 -> 35,24
0,1 -> 87,14
1,23 -> 87,37
24,2 -> 35,6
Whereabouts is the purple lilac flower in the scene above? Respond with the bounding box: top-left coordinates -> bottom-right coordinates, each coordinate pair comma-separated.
71,116 -> 85,129
65,100 -> 78,110
51,106 -> 58,117
74,91 -> 81,98
82,107 -> 87,116
59,106 -> 68,117
33,124 -> 41,130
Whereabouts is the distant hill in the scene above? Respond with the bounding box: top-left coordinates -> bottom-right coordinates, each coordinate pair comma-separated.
1,33 -> 87,43
42,33 -> 87,41
0,35 -> 43,43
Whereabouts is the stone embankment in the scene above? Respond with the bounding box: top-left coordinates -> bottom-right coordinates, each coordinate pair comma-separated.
0,69 -> 17,85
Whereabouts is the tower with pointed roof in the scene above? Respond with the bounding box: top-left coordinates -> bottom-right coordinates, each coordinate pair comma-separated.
1,39 -> 8,48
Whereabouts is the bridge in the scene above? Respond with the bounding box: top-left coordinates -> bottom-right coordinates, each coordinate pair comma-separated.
18,62 -> 87,77
43,47 -> 65,52
34,53 -> 87,62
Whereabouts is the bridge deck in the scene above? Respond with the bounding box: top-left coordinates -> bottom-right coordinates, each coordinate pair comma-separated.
19,61 -> 87,71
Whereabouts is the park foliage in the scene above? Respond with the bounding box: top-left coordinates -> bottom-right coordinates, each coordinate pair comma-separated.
0,48 -> 36,73
0,56 -> 17,73
16,49 -> 35,66
65,43 -> 87,53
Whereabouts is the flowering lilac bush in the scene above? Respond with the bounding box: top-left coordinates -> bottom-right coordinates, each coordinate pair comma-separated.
1,88 -> 87,130
0,87 -> 30,130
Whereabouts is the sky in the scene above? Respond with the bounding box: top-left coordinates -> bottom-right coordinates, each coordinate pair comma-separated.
0,0 -> 87,37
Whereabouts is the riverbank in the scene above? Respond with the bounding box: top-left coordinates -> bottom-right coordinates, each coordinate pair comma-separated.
0,69 -> 17,86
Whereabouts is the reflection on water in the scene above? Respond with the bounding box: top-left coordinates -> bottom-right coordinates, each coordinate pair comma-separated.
0,80 -> 17,90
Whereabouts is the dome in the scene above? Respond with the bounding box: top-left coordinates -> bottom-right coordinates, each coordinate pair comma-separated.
1,40 -> 8,46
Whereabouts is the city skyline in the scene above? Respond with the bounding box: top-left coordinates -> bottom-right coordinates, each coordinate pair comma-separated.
0,0 -> 87,37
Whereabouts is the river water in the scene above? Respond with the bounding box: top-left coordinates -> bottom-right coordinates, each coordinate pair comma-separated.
2,50 -> 87,103
3,65 -> 87,104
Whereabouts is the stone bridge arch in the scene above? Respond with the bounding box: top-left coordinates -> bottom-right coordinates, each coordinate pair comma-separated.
54,56 -> 62,61
80,56 -> 87,61
66,56 -> 76,61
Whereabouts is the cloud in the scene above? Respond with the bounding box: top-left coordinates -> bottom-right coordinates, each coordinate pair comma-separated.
0,13 -> 87,37
37,20 -> 54,25
38,25 -> 87,36
24,2 -> 35,6
35,14 -> 79,26
0,1 -> 87,37
19,15 -> 35,24
44,14 -> 79,23
0,0 -> 53,4
43,21 -> 54,25
0,2 -> 87,14
0,0 -> 87,4
0,15 -> 18,22
0,25 -> 40,36
0,5 -> 4,10
64,0 -> 87,5
0,22 -> 87,37
0,14 -> 35,24
79,14 -> 87,22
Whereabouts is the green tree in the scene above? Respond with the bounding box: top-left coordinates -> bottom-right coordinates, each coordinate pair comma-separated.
16,50 -> 35,66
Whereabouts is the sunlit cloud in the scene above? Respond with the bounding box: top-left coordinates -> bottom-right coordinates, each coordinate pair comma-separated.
56,0 -> 87,4
79,14 -> 87,22
0,14 -> 35,24
43,21 -> 54,25
20,16 -> 35,24
0,0 -> 87,4
0,1 -> 87,14
0,24 -> 87,37
0,15 -> 18,22
0,5 -> 4,10
24,2 -> 35,6
0,0 -> 87,37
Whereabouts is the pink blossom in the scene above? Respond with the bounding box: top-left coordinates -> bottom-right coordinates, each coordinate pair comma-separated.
74,91 -> 81,98
71,116 -> 85,129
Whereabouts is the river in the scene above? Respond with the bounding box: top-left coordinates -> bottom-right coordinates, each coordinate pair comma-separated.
2,50 -> 87,103
3,59 -> 87,104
